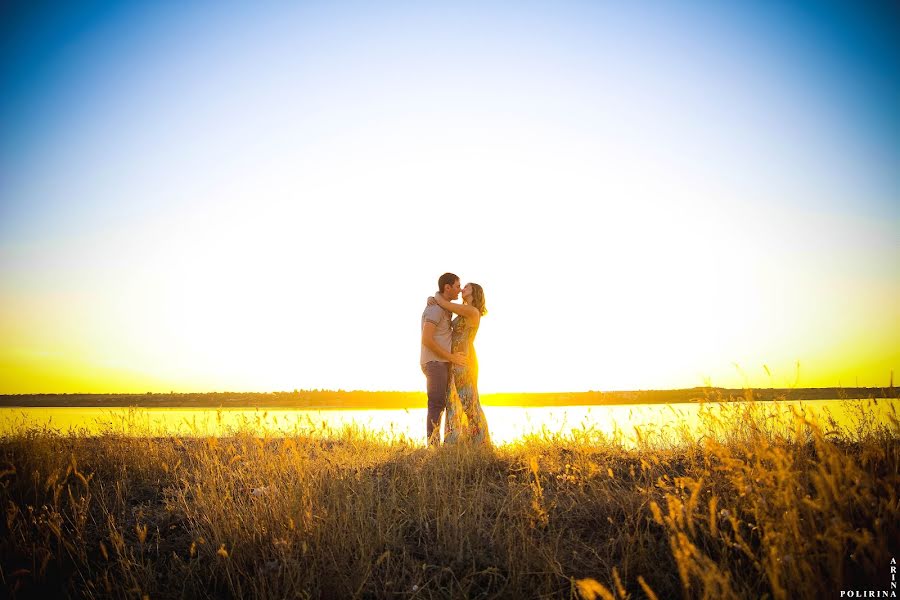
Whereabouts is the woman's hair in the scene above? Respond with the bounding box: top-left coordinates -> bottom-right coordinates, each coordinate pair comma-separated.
468,283 -> 488,316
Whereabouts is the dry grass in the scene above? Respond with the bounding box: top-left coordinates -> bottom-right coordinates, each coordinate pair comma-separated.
0,400 -> 897,599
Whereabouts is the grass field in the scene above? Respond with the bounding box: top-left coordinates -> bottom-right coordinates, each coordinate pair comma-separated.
1,400 -> 897,599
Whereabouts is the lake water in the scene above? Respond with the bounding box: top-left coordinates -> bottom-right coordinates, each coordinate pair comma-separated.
1,399 -> 896,446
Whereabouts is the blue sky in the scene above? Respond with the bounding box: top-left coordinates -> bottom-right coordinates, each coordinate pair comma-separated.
1,0 -> 898,392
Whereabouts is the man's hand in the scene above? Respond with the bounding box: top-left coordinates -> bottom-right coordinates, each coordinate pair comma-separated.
450,352 -> 468,367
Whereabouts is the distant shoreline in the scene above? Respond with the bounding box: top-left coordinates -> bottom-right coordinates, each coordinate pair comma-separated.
0,387 -> 895,409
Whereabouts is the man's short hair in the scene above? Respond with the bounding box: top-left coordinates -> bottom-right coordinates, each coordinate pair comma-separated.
438,272 -> 459,293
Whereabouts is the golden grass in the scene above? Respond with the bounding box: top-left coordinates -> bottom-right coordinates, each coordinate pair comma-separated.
0,400 -> 897,598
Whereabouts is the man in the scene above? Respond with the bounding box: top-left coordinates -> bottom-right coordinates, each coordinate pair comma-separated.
421,272 -> 468,446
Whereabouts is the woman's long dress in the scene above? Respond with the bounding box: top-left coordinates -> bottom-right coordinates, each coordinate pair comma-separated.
444,315 -> 490,444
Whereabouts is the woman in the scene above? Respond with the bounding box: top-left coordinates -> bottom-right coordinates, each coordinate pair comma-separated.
429,283 -> 489,445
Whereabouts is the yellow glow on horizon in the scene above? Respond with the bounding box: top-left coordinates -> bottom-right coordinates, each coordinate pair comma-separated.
2,64 -> 897,395
1,217 -> 897,395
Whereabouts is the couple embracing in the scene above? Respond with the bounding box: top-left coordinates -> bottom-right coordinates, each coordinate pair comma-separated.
420,272 -> 489,447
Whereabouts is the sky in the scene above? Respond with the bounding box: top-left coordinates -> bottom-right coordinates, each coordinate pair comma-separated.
1,0 -> 898,394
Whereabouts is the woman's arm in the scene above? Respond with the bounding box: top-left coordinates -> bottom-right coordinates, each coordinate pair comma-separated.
431,294 -> 481,321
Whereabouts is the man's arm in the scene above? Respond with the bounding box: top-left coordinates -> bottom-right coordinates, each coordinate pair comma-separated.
422,321 -> 468,366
